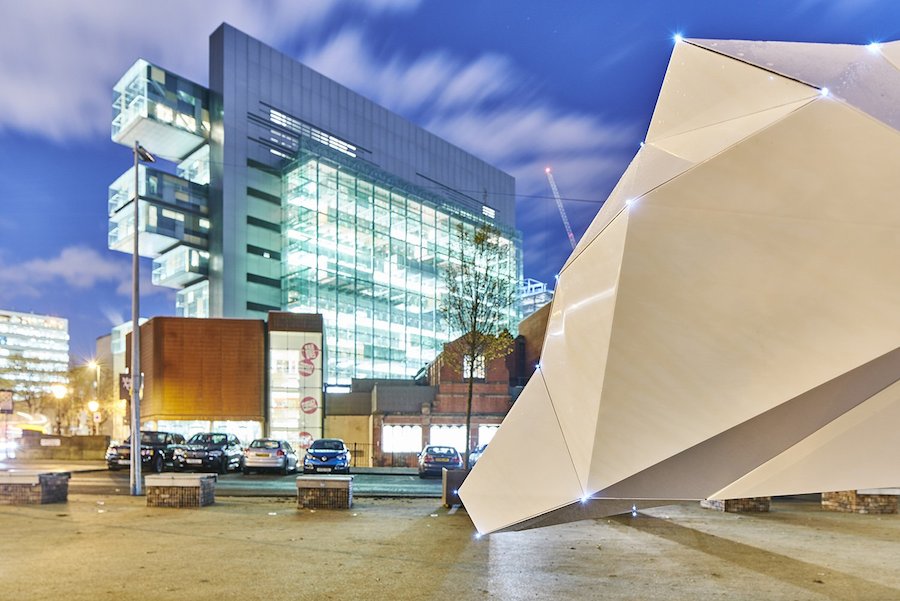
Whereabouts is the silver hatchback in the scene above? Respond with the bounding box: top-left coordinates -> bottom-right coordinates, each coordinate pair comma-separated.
242,439 -> 298,475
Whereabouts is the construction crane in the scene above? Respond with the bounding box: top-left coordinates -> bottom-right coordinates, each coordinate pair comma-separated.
544,167 -> 577,250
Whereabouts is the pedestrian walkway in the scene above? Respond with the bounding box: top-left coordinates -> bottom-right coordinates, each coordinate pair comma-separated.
1,495 -> 898,600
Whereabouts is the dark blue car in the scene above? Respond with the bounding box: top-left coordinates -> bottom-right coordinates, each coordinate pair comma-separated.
302,438 -> 351,474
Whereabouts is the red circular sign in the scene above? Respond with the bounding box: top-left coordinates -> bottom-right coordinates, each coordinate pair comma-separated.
301,342 -> 321,361
298,359 -> 315,377
300,396 -> 318,414
298,432 -> 314,449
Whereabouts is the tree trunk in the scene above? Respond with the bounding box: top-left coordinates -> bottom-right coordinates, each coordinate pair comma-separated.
464,368 -> 474,469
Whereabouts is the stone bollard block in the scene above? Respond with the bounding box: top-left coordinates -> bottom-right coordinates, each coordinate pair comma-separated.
0,472 -> 70,505
822,489 -> 899,514
700,497 -> 770,513
297,475 -> 353,509
145,473 -> 216,508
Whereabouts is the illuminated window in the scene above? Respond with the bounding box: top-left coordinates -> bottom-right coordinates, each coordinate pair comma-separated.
429,425 -> 466,452
382,425 -> 422,453
463,355 -> 485,380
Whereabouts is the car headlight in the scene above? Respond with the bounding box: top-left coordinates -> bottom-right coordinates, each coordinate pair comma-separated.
173,448 -> 185,457
141,449 -> 153,456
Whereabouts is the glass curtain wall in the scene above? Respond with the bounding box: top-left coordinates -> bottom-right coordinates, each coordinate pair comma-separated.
283,150 -> 519,386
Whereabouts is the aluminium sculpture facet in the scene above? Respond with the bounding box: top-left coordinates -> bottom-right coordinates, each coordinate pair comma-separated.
459,38 -> 900,534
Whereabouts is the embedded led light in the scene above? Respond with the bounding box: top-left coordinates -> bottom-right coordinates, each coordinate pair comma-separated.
639,141 -> 645,148
820,87 -> 830,97
474,532 -> 483,540
673,33 -> 684,44
867,42 -> 882,53
580,494 -> 590,504
631,504 -> 638,517
626,198 -> 638,207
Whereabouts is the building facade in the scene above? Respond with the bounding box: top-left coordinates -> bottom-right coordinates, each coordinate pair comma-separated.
108,24 -> 521,387
0,309 -> 68,401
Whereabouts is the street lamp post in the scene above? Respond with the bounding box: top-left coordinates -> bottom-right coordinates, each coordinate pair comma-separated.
87,400 -> 100,435
87,360 -> 100,435
51,384 -> 67,436
130,140 -> 155,496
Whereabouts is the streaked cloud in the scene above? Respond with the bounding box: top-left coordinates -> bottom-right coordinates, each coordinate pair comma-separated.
0,0 -> 420,141
302,28 -> 518,114
302,26 -> 639,264
0,245 -> 165,301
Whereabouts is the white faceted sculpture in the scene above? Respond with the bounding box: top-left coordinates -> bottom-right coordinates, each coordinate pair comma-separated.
459,38 -> 900,534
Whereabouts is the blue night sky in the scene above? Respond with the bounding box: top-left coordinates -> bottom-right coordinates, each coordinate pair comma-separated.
1,0 -> 899,361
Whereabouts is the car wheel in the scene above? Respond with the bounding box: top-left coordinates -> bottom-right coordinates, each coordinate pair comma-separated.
218,457 -> 229,475
242,466 -> 251,475
280,461 -> 290,476
152,453 -> 164,473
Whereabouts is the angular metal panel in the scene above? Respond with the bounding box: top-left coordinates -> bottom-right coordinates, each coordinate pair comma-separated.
541,210 -> 628,489
691,38 -> 900,132
563,144 -> 691,271
710,377 -> 900,499
647,41 -> 817,142
465,38 -> 900,534
587,99 -> 900,493
458,371 -> 584,534
650,97 -> 813,163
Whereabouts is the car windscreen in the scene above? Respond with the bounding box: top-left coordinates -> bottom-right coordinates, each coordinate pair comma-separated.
188,433 -> 227,445
140,432 -> 167,445
309,439 -> 343,451
427,446 -> 457,456
250,440 -> 281,449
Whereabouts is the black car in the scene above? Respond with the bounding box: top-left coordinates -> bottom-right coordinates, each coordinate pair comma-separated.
105,431 -> 186,473
172,432 -> 244,474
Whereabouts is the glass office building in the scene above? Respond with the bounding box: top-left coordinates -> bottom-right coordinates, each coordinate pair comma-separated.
0,309 -> 69,400
108,24 -> 521,387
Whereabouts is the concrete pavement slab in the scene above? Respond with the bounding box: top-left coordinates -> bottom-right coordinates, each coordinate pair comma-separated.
1,495 -> 898,600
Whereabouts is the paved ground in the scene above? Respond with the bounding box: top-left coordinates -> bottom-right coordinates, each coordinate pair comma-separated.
1,494 -> 898,600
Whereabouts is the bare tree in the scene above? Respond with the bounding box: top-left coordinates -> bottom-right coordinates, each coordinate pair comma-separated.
442,223 -> 517,468
0,352 -> 50,416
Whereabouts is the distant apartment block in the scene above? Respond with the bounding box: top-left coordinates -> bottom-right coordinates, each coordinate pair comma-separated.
0,309 -> 68,400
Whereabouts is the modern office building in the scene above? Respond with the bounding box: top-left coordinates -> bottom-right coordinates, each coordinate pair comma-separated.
0,309 -> 69,400
108,24 -> 521,389
519,278 -> 554,318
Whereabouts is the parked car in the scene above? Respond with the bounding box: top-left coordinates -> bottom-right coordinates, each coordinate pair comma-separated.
418,445 -> 463,478
242,439 -> 298,475
469,443 -> 488,467
105,431 -> 186,473
173,432 -> 244,474
302,438 -> 351,474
